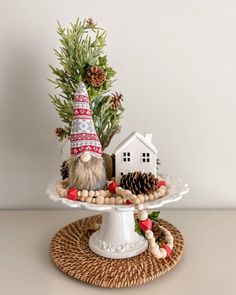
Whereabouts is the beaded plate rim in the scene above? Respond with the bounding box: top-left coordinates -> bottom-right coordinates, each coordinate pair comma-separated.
47,174 -> 189,212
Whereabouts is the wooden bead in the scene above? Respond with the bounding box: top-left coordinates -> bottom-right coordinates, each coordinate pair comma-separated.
145,230 -> 154,240
104,197 -> 110,204
125,192 -> 133,199
80,197 -> 86,202
115,197 -> 123,205
95,191 -> 100,197
115,187 -> 123,196
159,185 -> 167,190
121,190 -> 127,198
92,198 -> 96,204
99,190 -> 106,197
149,194 -> 154,201
85,197 -> 92,203
81,190 -> 88,198
137,210 -> 148,221
125,190 -> 132,195
153,192 -> 159,199
157,191 -> 162,198
57,183 -> 63,189
77,190 -> 81,197
150,244 -> 160,256
133,198 -> 140,205
122,198 -> 127,204
57,187 -> 63,195
149,237 -> 156,248
88,190 -> 95,197
96,196 -> 104,205
166,235 -> 174,243
159,248 -> 167,258
109,197 -> 116,205
61,189 -> 67,197
105,190 -> 112,197
137,194 -> 144,203
136,204 -> 144,211
159,188 -> 166,197
155,250 -> 163,259
168,242 -> 174,250
144,195 -> 149,201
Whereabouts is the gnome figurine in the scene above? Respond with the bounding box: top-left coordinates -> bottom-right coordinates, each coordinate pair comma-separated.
67,82 -> 107,191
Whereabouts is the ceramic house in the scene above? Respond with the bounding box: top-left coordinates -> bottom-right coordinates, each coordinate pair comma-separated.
114,131 -> 158,181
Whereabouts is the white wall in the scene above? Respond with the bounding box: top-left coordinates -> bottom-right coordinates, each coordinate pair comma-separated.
0,0 -> 236,209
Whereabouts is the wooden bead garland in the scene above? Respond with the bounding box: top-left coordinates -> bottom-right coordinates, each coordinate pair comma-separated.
135,202 -> 174,259
55,178 -> 167,206
55,177 -> 172,259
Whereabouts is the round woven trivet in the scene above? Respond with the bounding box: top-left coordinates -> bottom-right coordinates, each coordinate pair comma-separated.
50,215 -> 184,288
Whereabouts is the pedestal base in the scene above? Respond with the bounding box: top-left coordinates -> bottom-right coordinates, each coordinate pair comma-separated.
50,215 -> 184,288
89,211 -> 148,258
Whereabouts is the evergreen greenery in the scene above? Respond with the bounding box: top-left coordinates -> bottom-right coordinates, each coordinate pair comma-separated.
49,18 -> 124,149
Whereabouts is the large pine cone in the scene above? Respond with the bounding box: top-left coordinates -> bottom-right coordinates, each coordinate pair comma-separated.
120,171 -> 158,195
86,66 -> 106,87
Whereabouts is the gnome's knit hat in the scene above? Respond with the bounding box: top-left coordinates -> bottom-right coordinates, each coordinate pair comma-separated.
70,82 -> 102,158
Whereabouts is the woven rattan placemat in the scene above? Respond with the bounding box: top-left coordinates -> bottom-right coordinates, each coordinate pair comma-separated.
50,215 -> 184,288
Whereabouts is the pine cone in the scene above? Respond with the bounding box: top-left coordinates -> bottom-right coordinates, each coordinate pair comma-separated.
120,172 -> 158,195
86,17 -> 96,28
60,161 -> 69,180
86,66 -> 106,87
111,92 -> 123,110
55,127 -> 65,138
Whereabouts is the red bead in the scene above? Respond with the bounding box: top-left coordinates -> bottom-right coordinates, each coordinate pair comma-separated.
126,199 -> 133,205
139,218 -> 152,232
157,180 -> 166,189
162,244 -> 172,256
108,182 -> 119,194
67,188 -> 78,201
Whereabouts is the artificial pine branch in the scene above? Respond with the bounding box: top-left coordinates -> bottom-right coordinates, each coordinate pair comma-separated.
49,17 -> 124,149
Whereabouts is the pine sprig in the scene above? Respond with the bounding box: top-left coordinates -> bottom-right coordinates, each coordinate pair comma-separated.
49,18 -> 124,148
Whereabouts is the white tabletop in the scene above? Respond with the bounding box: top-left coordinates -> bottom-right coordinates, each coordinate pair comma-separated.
0,210 -> 235,295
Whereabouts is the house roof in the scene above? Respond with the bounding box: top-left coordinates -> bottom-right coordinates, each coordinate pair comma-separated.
114,131 -> 158,155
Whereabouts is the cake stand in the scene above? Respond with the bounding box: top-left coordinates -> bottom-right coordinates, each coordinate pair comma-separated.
48,174 -> 189,259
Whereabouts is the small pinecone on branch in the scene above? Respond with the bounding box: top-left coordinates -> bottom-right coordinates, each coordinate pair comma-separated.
60,160 -> 69,180
111,92 -> 123,110
120,172 -> 158,195
86,66 -> 106,87
55,127 -> 65,139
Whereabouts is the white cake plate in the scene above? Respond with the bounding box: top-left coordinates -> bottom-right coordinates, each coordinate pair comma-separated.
47,174 -> 189,259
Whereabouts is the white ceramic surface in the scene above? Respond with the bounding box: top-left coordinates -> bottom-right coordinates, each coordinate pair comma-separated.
47,174 -> 189,259
47,174 -> 189,212
89,211 -> 148,258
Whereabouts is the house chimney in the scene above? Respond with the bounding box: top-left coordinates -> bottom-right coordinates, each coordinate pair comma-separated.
145,133 -> 152,143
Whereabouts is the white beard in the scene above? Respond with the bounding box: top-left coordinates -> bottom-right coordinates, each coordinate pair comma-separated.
68,156 -> 107,190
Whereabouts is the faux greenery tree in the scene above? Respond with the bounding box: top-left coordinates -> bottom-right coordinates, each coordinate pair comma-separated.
49,18 -> 124,150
